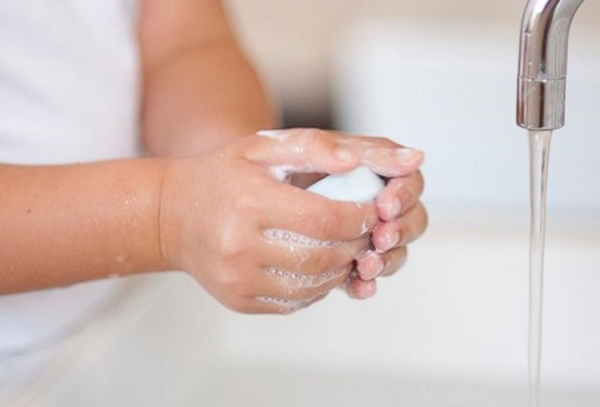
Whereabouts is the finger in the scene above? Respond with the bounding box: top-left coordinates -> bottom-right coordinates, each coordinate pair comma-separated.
246,128 -> 361,177
224,292 -> 329,315
372,202 -> 428,253
344,272 -> 377,300
246,129 -> 424,180
355,246 -> 407,282
376,171 -> 425,221
355,250 -> 384,280
253,263 -> 352,302
258,183 -> 379,241
359,147 -> 424,178
331,133 -> 424,177
378,246 -> 409,278
253,292 -> 329,315
233,259 -> 351,308
262,266 -> 349,292
218,169 -> 378,241
261,235 -> 370,276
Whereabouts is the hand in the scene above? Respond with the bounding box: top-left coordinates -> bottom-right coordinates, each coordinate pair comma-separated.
350,152 -> 427,300
255,130 -> 427,302
158,128 -> 416,314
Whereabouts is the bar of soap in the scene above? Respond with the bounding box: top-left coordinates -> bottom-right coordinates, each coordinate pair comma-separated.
307,166 -> 385,202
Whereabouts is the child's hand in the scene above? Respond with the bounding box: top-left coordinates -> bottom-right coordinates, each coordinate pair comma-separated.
158,129 -> 367,313
158,128 -> 426,313
289,133 -> 427,301
349,168 -> 427,299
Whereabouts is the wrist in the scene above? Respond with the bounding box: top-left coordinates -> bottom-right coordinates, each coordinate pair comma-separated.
153,157 -> 189,273
142,157 -> 176,272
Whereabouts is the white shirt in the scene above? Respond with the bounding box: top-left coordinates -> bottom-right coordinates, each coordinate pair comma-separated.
0,0 -> 141,399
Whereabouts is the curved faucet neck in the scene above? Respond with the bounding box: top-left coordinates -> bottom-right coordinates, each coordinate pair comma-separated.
517,0 -> 586,130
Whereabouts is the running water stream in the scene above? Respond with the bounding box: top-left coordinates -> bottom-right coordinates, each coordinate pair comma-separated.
528,130 -> 553,407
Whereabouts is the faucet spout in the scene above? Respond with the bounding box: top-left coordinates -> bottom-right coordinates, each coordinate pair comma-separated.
517,0 -> 586,130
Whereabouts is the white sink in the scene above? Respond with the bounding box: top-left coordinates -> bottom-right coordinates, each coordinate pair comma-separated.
4,208 -> 598,406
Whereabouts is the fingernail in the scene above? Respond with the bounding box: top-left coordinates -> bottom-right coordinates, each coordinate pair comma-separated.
356,250 -> 384,280
346,275 -> 377,300
356,279 -> 377,299
367,259 -> 384,280
362,148 -> 423,178
396,148 -> 424,166
335,147 -> 357,164
386,198 -> 402,220
377,231 -> 399,253
363,148 -> 396,166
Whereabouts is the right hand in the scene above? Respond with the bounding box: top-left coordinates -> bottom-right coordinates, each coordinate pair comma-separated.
157,128 -> 419,314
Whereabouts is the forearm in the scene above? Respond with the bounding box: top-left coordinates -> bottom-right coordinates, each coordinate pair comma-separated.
0,159 -> 169,294
139,0 -> 277,157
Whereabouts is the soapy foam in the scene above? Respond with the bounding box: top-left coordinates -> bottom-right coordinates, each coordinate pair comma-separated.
265,267 -> 346,289
268,165 -> 296,183
264,229 -> 339,248
255,129 -> 290,141
255,296 -> 312,314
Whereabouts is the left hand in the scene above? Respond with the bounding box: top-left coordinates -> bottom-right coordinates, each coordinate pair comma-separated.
348,168 -> 427,299
286,131 -> 428,300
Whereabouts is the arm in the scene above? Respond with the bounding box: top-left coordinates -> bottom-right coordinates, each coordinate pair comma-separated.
0,159 -> 168,293
1,0 -> 275,294
136,0 -> 429,301
138,0 -> 277,156
1,129 -> 421,313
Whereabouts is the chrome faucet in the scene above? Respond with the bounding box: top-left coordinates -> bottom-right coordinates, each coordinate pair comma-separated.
517,0 -> 587,130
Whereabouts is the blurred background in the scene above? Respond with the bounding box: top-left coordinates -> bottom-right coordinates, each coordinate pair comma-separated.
11,1 -> 600,405
228,0 -> 600,213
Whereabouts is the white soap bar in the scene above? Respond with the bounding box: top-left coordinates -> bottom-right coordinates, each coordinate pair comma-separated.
307,166 -> 385,202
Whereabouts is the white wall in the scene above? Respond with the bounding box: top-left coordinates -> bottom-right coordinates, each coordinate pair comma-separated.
332,21 -> 600,213
226,0 -> 600,127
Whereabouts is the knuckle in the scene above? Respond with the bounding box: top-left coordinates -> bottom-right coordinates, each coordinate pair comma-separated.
215,268 -> 247,296
232,190 -> 261,215
309,253 -> 333,275
315,210 -> 343,238
225,298 -> 254,314
369,136 -> 398,148
296,128 -> 323,155
211,221 -> 249,260
213,233 -> 232,258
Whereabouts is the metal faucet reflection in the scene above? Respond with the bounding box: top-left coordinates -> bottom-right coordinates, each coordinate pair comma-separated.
517,0 -> 586,130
